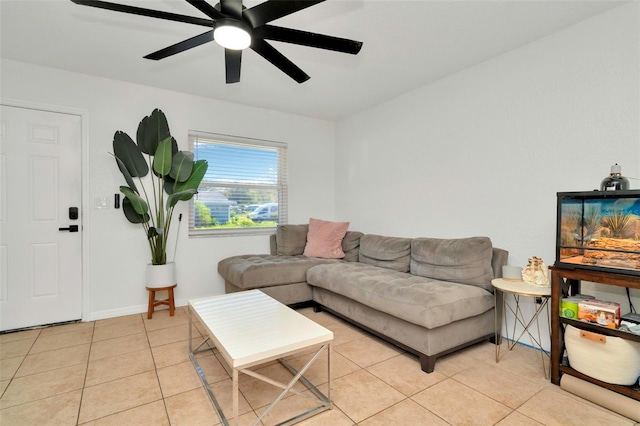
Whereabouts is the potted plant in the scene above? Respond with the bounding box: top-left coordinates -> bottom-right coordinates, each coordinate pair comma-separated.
113,108 -> 208,287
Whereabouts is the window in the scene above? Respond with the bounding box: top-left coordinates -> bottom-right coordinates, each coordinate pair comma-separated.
188,131 -> 288,236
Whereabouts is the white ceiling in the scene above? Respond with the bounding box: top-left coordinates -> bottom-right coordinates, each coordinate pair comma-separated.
0,0 -> 628,120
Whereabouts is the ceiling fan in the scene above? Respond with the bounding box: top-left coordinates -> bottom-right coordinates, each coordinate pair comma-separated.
70,0 -> 363,84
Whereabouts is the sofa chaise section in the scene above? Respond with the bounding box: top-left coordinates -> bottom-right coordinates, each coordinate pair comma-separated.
219,254 -> 342,305
218,224 -> 363,306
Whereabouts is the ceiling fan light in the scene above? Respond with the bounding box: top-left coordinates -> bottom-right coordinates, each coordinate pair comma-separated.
214,19 -> 252,50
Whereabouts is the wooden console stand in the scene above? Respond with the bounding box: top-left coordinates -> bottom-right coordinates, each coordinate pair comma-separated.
550,266 -> 640,401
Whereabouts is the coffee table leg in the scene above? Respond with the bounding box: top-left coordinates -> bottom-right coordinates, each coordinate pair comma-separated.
188,307 -> 229,425
233,369 -> 239,426
328,342 -> 332,404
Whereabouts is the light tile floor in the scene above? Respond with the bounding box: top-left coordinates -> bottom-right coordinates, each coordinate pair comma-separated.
1,306 -> 638,425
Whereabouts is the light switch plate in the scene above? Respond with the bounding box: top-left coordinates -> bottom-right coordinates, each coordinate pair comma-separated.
95,197 -> 108,209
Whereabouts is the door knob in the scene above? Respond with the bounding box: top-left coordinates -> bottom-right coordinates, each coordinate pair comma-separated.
58,225 -> 79,232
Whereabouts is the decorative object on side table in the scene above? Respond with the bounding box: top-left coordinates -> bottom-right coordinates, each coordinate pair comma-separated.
112,108 -> 208,291
522,256 -> 550,287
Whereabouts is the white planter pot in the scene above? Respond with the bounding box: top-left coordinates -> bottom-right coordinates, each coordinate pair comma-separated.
145,262 -> 176,289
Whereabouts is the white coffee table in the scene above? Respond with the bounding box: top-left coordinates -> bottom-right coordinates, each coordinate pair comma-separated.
188,290 -> 333,426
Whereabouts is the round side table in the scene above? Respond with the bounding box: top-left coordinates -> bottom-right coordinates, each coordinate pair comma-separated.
492,278 -> 551,378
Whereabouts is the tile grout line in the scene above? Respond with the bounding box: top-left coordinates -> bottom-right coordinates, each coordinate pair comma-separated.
0,328 -> 42,403
2,329 -> 96,414
144,310 -> 180,425
78,313 -> 153,424
447,374 -> 515,424
75,320 -> 96,425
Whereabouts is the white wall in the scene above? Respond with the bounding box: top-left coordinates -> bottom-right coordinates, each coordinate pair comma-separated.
335,3 -> 640,350
1,60 -> 337,320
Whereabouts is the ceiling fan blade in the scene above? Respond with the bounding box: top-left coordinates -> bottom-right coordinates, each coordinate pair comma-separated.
243,0 -> 325,28
250,39 -> 309,83
256,25 -> 362,55
225,49 -> 242,83
144,30 -> 214,60
185,0 -> 225,20
70,0 -> 213,27
220,0 -> 243,19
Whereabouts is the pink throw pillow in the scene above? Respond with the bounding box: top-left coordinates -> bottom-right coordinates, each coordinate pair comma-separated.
303,218 -> 350,259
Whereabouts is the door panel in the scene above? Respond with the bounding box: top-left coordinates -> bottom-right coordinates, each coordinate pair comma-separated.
0,105 -> 83,331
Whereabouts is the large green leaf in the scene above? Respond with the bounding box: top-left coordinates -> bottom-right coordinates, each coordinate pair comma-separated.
153,137 -> 173,177
136,116 -> 150,154
153,137 -> 179,179
164,179 -> 176,196
122,197 -> 149,224
113,155 -> 138,194
137,109 -> 170,155
167,189 -> 197,209
113,131 -> 148,178
120,186 -> 148,215
172,160 -> 208,199
170,136 -> 178,155
170,151 -> 194,183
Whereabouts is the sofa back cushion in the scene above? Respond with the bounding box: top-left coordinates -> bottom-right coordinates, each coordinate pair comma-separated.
275,224 -> 308,255
342,231 -> 364,262
410,236 -> 494,291
359,234 -> 411,272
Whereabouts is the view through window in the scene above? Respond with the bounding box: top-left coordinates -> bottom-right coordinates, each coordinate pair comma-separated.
189,132 -> 288,236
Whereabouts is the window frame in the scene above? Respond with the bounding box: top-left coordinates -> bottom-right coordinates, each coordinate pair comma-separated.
188,131 -> 288,237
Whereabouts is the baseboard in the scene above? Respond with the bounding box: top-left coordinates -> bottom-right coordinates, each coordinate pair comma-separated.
87,298 -> 189,322
88,305 -> 148,321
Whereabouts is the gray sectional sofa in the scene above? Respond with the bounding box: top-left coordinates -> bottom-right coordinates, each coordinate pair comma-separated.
218,224 -> 508,373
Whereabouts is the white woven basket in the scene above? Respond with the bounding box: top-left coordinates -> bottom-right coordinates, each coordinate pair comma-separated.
565,325 -> 640,385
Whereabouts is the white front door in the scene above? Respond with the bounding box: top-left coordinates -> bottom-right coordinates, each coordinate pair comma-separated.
0,105 -> 83,331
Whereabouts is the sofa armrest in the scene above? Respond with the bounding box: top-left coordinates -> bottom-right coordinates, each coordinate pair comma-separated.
491,248 -> 508,279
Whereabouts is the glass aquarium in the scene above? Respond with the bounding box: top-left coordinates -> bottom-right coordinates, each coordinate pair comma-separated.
556,190 -> 640,276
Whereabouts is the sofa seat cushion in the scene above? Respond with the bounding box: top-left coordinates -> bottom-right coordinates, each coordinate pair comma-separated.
218,254 -> 342,289
307,263 -> 494,329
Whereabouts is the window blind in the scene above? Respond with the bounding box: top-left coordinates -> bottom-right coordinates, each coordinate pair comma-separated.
188,131 -> 288,236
